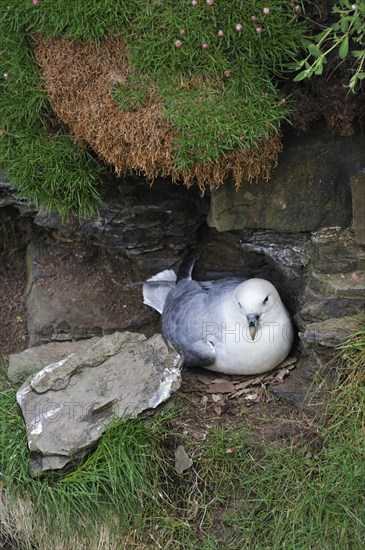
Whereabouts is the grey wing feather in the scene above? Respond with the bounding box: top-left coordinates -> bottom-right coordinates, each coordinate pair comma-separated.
162,281 -> 216,367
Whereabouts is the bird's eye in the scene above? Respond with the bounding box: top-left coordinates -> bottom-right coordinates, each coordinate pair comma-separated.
263,296 -> 269,304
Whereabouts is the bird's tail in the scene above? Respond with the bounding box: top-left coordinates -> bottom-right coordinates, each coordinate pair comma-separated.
176,248 -> 199,282
142,249 -> 199,313
142,269 -> 176,314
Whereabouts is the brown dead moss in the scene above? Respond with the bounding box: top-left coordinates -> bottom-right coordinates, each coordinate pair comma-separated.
34,35 -> 281,191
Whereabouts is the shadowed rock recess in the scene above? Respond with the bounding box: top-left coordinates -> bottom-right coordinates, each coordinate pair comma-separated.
2,122 -> 365,472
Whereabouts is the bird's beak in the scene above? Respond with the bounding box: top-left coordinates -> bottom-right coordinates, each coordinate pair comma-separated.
247,314 -> 259,341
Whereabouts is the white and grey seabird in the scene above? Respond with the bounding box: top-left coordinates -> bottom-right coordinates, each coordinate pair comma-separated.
142,257 -> 293,376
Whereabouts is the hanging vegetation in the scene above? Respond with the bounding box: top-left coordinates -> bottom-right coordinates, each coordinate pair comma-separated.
0,1 -> 307,215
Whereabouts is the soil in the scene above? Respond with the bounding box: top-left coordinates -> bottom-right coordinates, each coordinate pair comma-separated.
0,208 -> 29,357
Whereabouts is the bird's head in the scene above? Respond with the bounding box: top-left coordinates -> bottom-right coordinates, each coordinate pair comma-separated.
232,278 -> 281,340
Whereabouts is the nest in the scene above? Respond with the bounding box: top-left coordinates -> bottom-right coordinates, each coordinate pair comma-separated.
34,35 -> 282,191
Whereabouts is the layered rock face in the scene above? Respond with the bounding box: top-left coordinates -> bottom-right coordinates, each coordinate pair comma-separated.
3,126 -> 365,406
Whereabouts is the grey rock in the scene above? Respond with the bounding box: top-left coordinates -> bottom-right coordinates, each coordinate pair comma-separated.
301,316 -> 363,348
8,338 -> 100,383
34,176 -> 207,255
207,130 -> 364,232
16,332 -> 183,476
174,445 -> 193,474
351,174 -> 365,244
25,236 -> 159,347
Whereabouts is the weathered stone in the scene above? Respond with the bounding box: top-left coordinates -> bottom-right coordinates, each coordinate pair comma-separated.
25,235 -> 160,347
8,338 -> 100,383
291,228 -> 365,391
299,271 -> 365,322
310,227 -> 365,273
174,445 -> 193,474
351,174 -> 365,244
16,332 -> 183,476
301,316 -> 363,348
34,176 -> 208,261
207,130 -> 364,232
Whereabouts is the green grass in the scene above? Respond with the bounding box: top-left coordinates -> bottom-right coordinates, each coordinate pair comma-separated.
0,28 -> 102,218
1,326 -> 364,548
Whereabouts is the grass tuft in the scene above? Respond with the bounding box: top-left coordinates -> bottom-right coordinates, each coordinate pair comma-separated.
0,1 -> 307,213
0,29 -> 102,218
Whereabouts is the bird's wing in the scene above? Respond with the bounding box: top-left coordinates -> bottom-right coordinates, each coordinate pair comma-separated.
162,283 -> 217,367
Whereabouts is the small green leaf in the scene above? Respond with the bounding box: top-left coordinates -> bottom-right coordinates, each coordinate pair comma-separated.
357,72 -> 365,80
315,29 -> 332,43
340,17 -> 349,33
339,35 -> 349,59
353,15 -> 362,32
293,60 -> 306,69
314,62 -> 323,75
308,43 -> 322,58
352,50 -> 365,58
293,70 -> 310,81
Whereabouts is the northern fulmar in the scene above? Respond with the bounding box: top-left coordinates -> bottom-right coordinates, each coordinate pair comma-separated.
143,255 -> 293,376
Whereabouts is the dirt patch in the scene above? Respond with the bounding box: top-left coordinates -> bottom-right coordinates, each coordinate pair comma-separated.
0,209 -> 29,356
171,363 -> 319,447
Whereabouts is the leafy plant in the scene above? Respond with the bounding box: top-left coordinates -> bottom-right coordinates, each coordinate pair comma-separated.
292,0 -> 365,92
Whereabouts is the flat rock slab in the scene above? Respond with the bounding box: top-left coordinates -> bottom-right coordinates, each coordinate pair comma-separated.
8,338 -> 100,383
16,332 -> 183,477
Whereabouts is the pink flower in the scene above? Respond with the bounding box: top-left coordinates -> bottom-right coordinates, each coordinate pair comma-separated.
179,28 -> 185,36
250,15 -> 257,21
174,39 -> 183,48
294,4 -> 301,13
226,448 -> 234,454
192,0 -> 198,6
224,70 -> 231,77
235,23 -> 243,32
32,0 -> 39,5
263,7 -> 270,15
256,27 -> 263,34
202,43 -> 209,49
279,98 -> 286,104
217,30 -> 224,37
239,136 -> 245,142
213,142 -> 218,147
206,0 -> 214,4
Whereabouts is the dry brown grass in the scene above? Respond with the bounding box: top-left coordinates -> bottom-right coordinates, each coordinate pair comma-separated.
0,484 -> 145,550
34,35 -> 281,191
